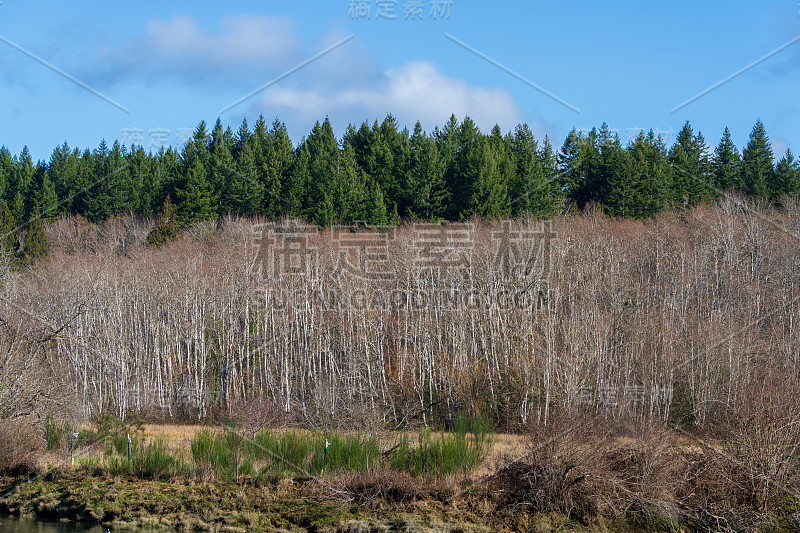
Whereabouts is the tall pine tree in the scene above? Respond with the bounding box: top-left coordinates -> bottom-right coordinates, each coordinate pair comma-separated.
668,122 -> 712,207
741,119 -> 774,198
406,121 -> 448,220
27,163 -> 59,221
0,202 -> 20,257
22,209 -> 48,264
147,196 -> 180,246
773,149 -> 800,197
336,143 -> 368,223
231,140 -> 264,215
470,137 -> 510,219
712,127 -> 741,191
263,119 -> 293,218
174,147 -> 216,226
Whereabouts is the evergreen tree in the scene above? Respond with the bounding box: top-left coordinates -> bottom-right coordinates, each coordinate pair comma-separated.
83,139 -> 128,223
208,118 -> 229,203
147,196 -> 179,246
108,140 -> 134,215
28,163 -> 59,220
209,121 -> 237,213
216,137 -> 238,214
48,143 -> 78,215
712,127 -> 741,190
10,147 -> 34,223
741,119 -> 774,198
406,121 -> 449,220
336,144 -> 368,222
581,128 -> 603,206
91,139 -> 111,219
470,137 -> 510,219
128,145 -> 158,216
251,115 -> 269,173
367,117 -> 397,207
643,130 -> 672,215
367,182 -> 389,226
379,114 -> 410,212
389,202 -> 401,226
312,192 -> 336,228
21,209 -> 48,264
512,123 -> 541,215
174,150 -> 216,226
0,202 -> 20,257
557,128 -> 591,208
486,124 -> 515,214
235,118 -> 251,154
189,120 -> 212,178
436,114 -> 461,219
72,149 -> 94,219
231,140 -> 264,215
602,132 -> 642,217
616,131 -> 670,219
8,191 -> 24,228
304,118 -> 340,225
536,136 -> 564,215
593,123 -> 619,207
773,149 -> 800,197
0,147 -> 13,204
347,121 -> 377,178
448,116 -> 482,219
263,119 -> 293,218
152,147 -> 180,215
668,122 -> 712,206
4,114 -> 794,225
284,144 -> 309,217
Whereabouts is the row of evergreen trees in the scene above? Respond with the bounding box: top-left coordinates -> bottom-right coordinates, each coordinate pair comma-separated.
0,115 -> 797,233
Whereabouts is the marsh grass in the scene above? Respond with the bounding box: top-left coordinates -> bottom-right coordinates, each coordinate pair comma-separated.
189,422 -> 488,482
108,437 -> 192,479
44,415 -> 71,451
66,414 -> 493,483
322,432 -> 382,473
390,414 -> 494,478
251,429 -> 316,476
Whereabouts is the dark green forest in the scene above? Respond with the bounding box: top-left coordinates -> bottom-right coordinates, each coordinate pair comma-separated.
1,114 -> 798,233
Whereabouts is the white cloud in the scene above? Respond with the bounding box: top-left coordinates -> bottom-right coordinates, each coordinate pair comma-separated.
87,14 -> 304,84
141,14 -> 302,68
79,14 -> 524,135
259,61 -> 522,134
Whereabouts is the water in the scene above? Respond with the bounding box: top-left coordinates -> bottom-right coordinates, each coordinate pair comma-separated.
0,515 -> 109,532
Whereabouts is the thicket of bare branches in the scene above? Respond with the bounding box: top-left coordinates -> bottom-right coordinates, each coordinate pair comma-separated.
1,203 -> 798,435
491,410 -> 688,523
0,258 -> 79,472
492,397 -> 800,525
709,362 -> 800,515
0,418 -> 42,473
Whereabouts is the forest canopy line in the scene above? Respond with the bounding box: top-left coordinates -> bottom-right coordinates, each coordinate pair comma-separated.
0,114 -> 798,231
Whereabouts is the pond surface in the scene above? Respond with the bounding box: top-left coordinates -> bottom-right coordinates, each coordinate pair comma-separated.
0,515 -> 109,532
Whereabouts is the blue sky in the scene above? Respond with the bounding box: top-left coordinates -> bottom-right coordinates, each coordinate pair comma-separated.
1,1 -> 799,161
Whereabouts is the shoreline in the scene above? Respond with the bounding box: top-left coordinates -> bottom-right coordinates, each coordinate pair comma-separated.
0,472 -> 500,532
2,472 -> 797,532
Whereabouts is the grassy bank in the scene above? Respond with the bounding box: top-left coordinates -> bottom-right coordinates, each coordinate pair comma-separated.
41,414 -> 493,483
0,472 -> 731,533
3,413 -> 800,532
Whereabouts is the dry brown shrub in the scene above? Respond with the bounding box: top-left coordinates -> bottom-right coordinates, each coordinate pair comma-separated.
603,420 -> 686,519
697,361 -> 800,517
489,409 -> 618,520
332,468 -> 454,506
0,418 -> 42,474
490,410 -> 689,523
